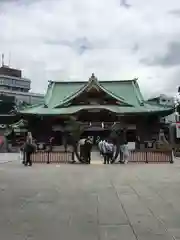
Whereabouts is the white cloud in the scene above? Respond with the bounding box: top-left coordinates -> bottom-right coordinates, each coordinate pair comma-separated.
0,0 -> 180,97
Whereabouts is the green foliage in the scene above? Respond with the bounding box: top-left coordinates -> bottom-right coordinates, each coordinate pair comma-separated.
109,123 -> 122,143
65,116 -> 85,143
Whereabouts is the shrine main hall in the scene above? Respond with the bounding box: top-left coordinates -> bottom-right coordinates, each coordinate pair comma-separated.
18,73 -> 173,147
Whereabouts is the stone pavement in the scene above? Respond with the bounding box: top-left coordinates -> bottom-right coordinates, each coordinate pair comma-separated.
0,153 -> 19,163
0,161 -> 180,239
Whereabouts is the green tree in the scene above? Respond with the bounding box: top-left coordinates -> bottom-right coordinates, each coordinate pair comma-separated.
65,116 -> 84,143
65,116 -> 86,162
109,123 -> 121,144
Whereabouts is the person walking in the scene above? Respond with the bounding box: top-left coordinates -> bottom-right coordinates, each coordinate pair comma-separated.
24,132 -> 35,166
98,139 -> 103,156
79,138 -> 86,162
108,141 -> 115,163
119,128 -> 129,164
84,137 -> 93,164
101,139 -> 106,163
20,143 -> 25,164
102,140 -> 113,164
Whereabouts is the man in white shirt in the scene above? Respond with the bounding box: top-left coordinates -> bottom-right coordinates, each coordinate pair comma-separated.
101,140 -> 106,155
79,138 -> 86,161
119,128 -> 129,164
98,140 -> 103,156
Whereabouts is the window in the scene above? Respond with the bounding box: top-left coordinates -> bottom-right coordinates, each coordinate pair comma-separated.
16,80 -> 20,86
0,79 -> 4,84
7,79 -> 11,85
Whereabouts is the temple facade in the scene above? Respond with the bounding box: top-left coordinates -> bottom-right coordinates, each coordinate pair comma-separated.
18,74 -> 174,149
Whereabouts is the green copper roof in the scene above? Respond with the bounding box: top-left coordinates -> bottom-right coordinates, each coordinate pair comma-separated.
44,76 -> 143,108
100,80 -> 143,106
19,74 -> 174,116
45,81 -> 85,108
19,103 -> 174,116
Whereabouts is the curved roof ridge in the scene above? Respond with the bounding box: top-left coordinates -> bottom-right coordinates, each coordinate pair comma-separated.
44,81 -> 55,105
53,81 -> 88,107
98,82 -> 132,105
18,103 -> 44,111
132,80 -> 144,105
19,104 -> 174,115
54,74 -> 134,108
144,100 -> 175,109
51,78 -> 137,84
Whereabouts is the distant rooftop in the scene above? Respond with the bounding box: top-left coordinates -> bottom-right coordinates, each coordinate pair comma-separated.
0,62 -> 31,93
0,65 -> 22,78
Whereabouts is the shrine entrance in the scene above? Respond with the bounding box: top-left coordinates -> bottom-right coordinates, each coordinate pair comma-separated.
76,108 -> 121,145
81,129 -> 110,145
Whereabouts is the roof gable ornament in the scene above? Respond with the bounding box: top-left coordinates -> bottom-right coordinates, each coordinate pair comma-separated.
48,80 -> 53,87
89,73 -> 98,82
86,73 -> 100,92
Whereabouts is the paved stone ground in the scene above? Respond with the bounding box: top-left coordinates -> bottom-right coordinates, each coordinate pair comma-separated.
0,153 -> 19,164
1,160 -> 180,239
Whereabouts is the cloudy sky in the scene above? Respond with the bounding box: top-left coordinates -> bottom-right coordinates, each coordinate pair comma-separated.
0,0 -> 180,97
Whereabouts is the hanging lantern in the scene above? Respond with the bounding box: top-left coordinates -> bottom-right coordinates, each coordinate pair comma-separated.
102,122 -> 104,129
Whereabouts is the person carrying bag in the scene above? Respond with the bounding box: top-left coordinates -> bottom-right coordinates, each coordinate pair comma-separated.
24,132 -> 36,166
